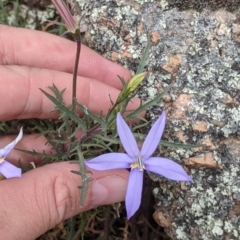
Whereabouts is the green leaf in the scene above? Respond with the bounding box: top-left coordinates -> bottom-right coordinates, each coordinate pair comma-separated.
136,35 -> 151,74
76,148 -> 91,206
75,101 -> 106,130
66,217 -> 76,240
132,120 -> 149,132
117,75 -> 127,87
160,140 -> 201,149
96,135 -> 120,145
126,85 -> 171,120
134,133 -> 200,149
15,148 -> 59,162
40,87 -> 87,132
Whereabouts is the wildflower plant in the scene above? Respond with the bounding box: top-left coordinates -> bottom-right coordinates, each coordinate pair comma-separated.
1,0 -> 197,235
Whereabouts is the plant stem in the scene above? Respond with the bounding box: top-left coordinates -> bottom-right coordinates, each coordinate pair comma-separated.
79,102 -> 119,143
71,30 -> 81,138
72,30 -> 81,104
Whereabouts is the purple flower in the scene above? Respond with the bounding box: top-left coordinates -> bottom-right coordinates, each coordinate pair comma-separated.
0,128 -> 23,178
51,0 -> 77,33
86,112 -> 192,219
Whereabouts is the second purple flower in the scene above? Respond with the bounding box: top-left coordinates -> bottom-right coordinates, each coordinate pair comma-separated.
0,128 -> 23,179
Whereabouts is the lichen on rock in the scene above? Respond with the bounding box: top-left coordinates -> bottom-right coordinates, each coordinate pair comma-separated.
72,0 -> 240,239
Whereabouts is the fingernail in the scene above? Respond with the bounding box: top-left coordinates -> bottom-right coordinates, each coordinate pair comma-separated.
91,181 -> 108,206
90,176 -> 127,207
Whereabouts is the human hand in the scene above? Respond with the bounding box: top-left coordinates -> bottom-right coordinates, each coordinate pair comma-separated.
0,25 -> 140,239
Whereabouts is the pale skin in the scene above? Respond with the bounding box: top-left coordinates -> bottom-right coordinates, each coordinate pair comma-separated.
0,25 -> 142,239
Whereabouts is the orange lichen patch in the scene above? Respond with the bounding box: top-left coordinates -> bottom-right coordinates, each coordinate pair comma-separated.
154,82 -> 172,102
184,153 -> 223,170
192,121 -> 208,132
180,181 -> 190,190
223,93 -> 235,105
97,15 -> 120,30
194,136 -> 216,152
121,50 -> 133,58
186,37 -> 194,46
132,2 -> 141,11
229,203 -> 240,217
111,51 -> 119,61
121,45 -> 133,58
113,0 -> 140,10
221,137 -> 240,156
176,129 -> 189,142
151,31 -> 161,43
137,23 -> 143,32
153,211 -> 171,228
162,54 -> 182,74
170,94 -> 194,121
124,34 -> 131,41
215,10 -> 236,24
211,119 -> 225,127
202,136 -> 216,151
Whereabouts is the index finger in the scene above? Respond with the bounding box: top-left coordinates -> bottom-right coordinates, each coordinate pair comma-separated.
0,25 -> 131,89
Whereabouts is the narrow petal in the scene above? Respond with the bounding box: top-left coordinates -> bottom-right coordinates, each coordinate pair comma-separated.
52,0 -> 76,33
0,127 -> 23,158
85,153 -> 132,171
140,112 -> 166,160
0,161 -> 22,178
117,113 -> 140,158
125,168 -> 143,219
145,157 -> 192,181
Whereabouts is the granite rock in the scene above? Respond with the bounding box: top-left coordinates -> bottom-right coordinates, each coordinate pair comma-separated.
72,1 -> 240,239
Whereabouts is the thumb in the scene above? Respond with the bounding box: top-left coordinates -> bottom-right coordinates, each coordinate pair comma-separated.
0,162 -> 129,240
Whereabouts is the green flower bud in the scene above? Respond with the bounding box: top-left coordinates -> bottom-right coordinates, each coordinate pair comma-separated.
117,72 -> 147,103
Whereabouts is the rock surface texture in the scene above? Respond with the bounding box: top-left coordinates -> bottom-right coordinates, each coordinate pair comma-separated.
72,1 -> 240,239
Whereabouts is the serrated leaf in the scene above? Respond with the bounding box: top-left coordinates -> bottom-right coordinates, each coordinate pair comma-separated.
77,148 -> 90,206
48,84 -> 66,101
40,88 -> 87,132
75,102 -> 106,129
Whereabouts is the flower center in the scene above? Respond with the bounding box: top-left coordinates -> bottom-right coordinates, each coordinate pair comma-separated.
0,158 -> 5,163
130,156 -> 145,171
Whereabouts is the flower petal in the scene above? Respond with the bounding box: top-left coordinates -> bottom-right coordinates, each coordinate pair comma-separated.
140,112 -> 166,160
145,157 -> 192,181
0,127 -> 23,158
85,153 -> 133,171
125,168 -> 143,219
117,113 -> 139,158
0,161 -> 22,178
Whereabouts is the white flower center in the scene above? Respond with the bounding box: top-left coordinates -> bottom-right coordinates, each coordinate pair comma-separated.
130,156 -> 145,171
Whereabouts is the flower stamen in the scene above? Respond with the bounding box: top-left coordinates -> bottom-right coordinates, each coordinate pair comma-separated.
0,158 -> 4,163
130,156 -> 145,171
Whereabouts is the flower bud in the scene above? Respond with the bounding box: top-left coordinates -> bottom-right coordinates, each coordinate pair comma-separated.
117,72 -> 147,103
